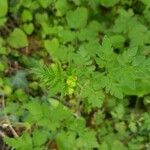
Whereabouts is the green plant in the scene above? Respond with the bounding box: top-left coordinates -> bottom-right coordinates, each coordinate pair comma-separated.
0,0 -> 150,150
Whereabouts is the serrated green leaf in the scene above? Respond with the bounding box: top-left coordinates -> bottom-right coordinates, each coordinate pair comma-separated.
32,129 -> 49,146
81,84 -> 105,108
4,132 -> 33,150
55,0 -> 69,16
66,7 -> 88,29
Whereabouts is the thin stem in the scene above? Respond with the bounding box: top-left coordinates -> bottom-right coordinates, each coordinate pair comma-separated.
135,97 -> 140,110
0,130 -> 6,138
1,95 -> 19,138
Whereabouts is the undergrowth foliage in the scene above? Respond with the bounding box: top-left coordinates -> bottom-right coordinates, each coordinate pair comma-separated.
0,0 -> 150,150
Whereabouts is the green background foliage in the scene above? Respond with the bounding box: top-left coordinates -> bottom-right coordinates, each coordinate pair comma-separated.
0,0 -> 150,150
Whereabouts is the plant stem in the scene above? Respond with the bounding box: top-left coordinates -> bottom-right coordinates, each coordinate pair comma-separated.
1,95 -> 19,138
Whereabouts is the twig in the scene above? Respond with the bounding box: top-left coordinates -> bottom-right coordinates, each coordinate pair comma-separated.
0,130 -> 6,138
1,95 -> 19,138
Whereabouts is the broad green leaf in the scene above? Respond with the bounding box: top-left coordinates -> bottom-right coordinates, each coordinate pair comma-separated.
10,70 -> 28,89
23,101 -> 51,124
21,9 -> 33,22
35,12 -> 49,24
4,132 -> 33,150
111,140 -> 127,150
100,141 -> 109,150
77,27 -> 98,41
0,0 -> 8,17
22,23 -> 34,35
59,29 -> 76,43
142,0 -> 150,8
128,24 -> 150,46
55,0 -> 69,16
66,7 -> 88,29
110,35 -> 125,48
7,28 -> 28,48
48,98 -> 60,107
32,129 -> 49,146
44,38 -> 59,56
113,9 -> 135,33
56,131 -> 76,150
76,131 -> 99,149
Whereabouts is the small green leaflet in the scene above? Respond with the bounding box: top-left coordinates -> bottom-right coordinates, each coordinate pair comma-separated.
32,129 -> 49,146
38,0 -> 53,8
96,35 -> 115,69
81,83 -> 105,108
66,7 -> 88,29
55,0 -> 69,16
21,9 -> 33,22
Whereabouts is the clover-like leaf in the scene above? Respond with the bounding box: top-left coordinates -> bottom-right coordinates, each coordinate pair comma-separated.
7,28 -> 28,48
66,7 -> 88,29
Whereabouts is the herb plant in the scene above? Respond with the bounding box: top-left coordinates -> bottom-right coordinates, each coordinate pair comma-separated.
0,0 -> 150,150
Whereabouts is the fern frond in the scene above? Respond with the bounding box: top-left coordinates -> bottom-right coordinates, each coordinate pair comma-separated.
31,61 -> 67,96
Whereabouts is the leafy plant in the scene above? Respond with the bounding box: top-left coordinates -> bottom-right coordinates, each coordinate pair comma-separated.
0,0 -> 150,150
7,28 -> 28,48
0,0 -> 8,17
